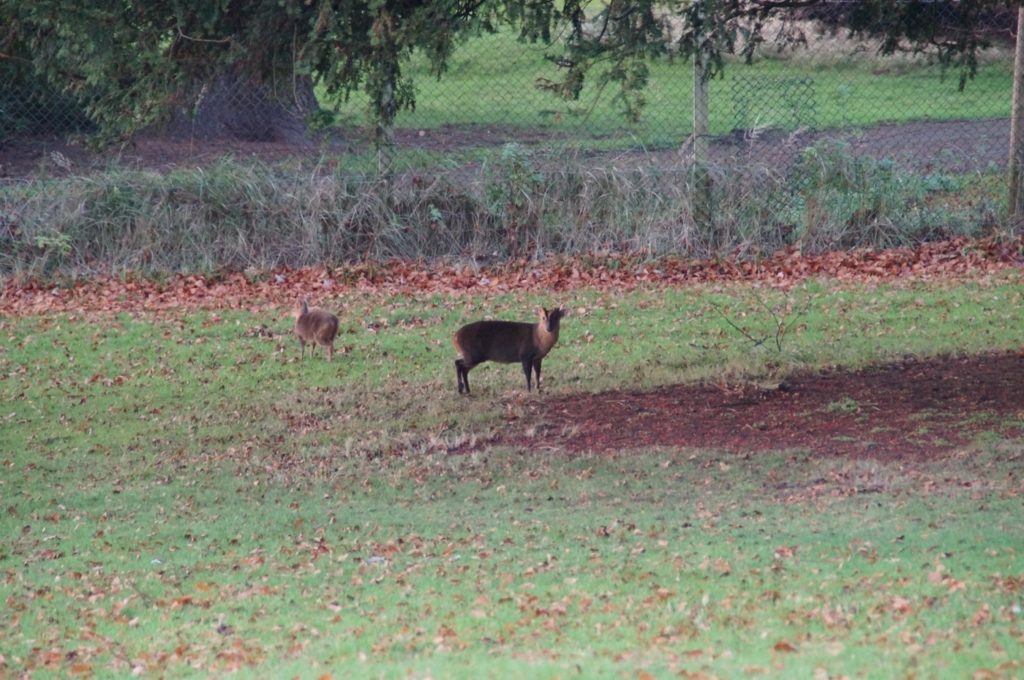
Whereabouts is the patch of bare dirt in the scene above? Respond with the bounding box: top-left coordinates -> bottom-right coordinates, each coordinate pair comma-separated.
0,136 -> 346,179
0,123 -> 561,179
509,352 -> 1024,460
0,118 -> 1008,180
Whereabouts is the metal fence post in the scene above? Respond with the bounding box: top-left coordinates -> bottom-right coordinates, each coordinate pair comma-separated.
1009,6 -> 1024,231
692,0 -> 713,247
377,79 -> 396,177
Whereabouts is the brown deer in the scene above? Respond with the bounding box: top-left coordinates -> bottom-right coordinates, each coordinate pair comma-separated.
292,298 -> 339,361
453,307 -> 565,394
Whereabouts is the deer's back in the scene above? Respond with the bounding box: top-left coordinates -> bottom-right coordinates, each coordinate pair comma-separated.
455,320 -> 535,364
296,310 -> 339,343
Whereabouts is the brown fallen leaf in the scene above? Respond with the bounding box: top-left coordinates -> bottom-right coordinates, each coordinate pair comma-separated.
773,640 -> 798,653
3,236 -> 1020,317
890,596 -> 912,615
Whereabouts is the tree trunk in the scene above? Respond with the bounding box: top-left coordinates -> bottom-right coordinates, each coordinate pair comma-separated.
158,71 -> 320,145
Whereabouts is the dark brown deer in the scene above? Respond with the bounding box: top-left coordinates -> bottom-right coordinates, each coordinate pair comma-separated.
453,307 -> 565,394
292,298 -> 339,361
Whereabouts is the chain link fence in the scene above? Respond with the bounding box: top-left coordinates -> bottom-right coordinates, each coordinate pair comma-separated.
0,80 -> 95,142
0,4 -> 1018,270
1,7 -> 1015,171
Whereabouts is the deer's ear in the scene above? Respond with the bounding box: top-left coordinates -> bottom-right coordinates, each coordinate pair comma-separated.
536,307 -> 547,320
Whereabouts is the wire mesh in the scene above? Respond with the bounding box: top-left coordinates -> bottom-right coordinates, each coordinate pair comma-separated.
0,4 -> 1015,178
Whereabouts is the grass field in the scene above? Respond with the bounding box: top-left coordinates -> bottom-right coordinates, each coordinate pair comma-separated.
2,272 -> 1023,677
322,28 -> 1013,145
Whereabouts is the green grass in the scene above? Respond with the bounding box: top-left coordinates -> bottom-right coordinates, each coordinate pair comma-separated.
323,28 -> 1013,146
2,274 -> 1023,677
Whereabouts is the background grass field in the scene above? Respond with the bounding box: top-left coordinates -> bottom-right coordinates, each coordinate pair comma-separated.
323,28 -> 1013,146
2,273 -> 1022,677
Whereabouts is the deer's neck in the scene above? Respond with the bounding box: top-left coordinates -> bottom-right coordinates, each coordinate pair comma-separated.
534,324 -> 559,357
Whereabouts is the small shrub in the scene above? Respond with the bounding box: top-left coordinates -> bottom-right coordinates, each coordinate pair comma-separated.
717,140 -> 1004,255
483,143 -> 546,257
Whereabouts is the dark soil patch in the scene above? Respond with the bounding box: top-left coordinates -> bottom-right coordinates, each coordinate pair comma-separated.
1,118 -> 1007,179
0,136 -> 346,179
708,117 -> 1009,173
511,351 -> 1024,460
0,123 -> 559,179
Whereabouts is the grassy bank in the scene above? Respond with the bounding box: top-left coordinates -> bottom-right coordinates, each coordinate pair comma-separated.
1,146 -> 1007,279
1,275 -> 1022,676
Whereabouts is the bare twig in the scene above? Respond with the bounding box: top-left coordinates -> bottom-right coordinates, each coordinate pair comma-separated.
713,286 -> 814,353
711,300 -> 770,348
